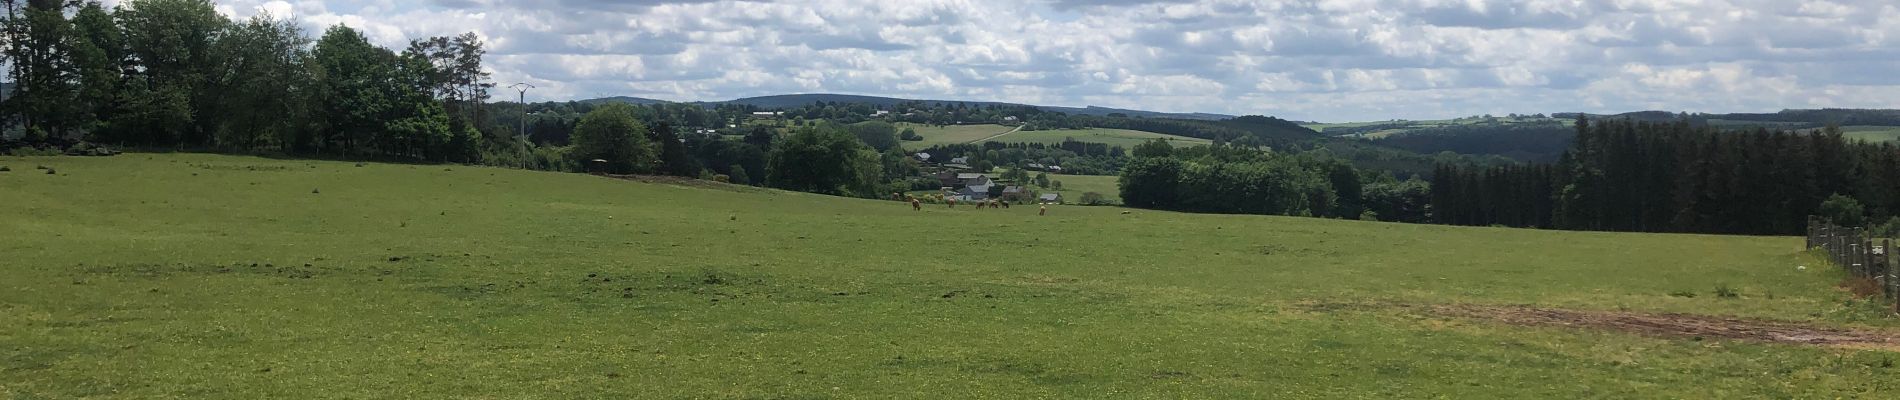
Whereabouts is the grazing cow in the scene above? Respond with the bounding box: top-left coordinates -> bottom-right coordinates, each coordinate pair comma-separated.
1002,201 -> 1011,209
1039,205 -> 1047,216
911,199 -> 922,211
947,198 -> 957,208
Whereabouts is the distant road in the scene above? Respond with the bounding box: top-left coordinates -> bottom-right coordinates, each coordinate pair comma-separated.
968,125 -> 1025,144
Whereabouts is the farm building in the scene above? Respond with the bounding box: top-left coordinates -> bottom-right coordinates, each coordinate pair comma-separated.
951,186 -> 990,201
1039,193 -> 1062,204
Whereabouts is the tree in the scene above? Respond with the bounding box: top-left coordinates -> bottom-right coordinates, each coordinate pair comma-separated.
1322,160 -> 1363,218
651,123 -> 698,176
1034,172 -> 1050,188
846,120 -> 899,151
569,102 -> 654,174
69,1 -> 121,141
118,0 -> 228,146
208,14 -> 310,150
1820,194 -> 1866,227
727,164 -> 751,186
900,127 -> 921,141
1000,167 -> 1028,183
403,32 -> 491,127
1079,192 -> 1107,205
766,125 -> 881,196
743,124 -> 775,150
1120,156 -> 1183,208
312,25 -> 393,156
1132,138 -> 1174,158
2,0 -> 85,141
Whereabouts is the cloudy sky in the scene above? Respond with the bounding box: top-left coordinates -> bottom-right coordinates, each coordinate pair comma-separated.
179,0 -> 1900,121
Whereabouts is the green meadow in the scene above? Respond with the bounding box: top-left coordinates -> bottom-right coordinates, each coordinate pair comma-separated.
3,154 -> 1899,398
1040,174 -> 1123,205
896,123 -> 1017,149
1841,126 -> 1900,143
990,128 -> 1211,149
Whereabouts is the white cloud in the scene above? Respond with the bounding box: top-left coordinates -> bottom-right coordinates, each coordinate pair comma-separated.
188,0 -> 1900,121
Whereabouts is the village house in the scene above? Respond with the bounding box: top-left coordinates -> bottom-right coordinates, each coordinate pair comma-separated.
1039,193 -> 1063,204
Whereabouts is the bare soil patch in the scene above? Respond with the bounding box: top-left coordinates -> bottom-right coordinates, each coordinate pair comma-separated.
1305,302 -> 1900,350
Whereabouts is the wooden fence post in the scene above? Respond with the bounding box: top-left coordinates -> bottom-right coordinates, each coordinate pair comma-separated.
1885,238 -> 1895,300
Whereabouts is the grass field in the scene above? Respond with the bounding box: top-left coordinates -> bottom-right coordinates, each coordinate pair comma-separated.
1841,126 -> 1900,143
897,123 -> 1016,150
988,128 -> 1210,149
5,154 -> 1900,398
1042,174 -> 1122,204
1304,117 -> 1569,139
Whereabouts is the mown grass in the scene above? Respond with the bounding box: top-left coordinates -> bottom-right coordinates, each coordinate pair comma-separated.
990,128 -> 1210,149
896,123 -> 1015,150
3,154 -> 1899,398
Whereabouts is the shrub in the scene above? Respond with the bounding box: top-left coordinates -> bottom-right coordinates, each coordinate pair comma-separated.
1079,192 -> 1108,206
1819,194 -> 1866,227
1714,284 -> 1740,299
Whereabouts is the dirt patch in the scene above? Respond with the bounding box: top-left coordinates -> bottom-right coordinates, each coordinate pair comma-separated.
1841,277 -> 1883,298
1306,302 -> 1900,350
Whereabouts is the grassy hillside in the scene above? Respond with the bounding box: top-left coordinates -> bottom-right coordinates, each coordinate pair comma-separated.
991,128 -> 1211,149
4,154 -> 1899,398
1306,117 -> 1569,139
897,123 -> 1016,149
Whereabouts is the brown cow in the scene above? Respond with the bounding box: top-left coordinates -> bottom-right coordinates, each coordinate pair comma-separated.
911,199 -> 921,211
1039,205 -> 1047,216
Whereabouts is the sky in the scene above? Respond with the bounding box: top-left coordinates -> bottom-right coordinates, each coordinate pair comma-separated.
165,0 -> 1900,121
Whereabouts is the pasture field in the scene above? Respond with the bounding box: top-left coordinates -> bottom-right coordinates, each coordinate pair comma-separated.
1841,126 -> 1900,143
1041,174 -> 1123,204
988,128 -> 1211,149
4,154 -> 1900,398
896,123 -> 1016,149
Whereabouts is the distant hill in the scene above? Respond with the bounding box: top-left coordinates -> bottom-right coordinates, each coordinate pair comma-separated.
577,93 -> 1234,121
579,96 -> 670,106
1551,109 -> 1900,127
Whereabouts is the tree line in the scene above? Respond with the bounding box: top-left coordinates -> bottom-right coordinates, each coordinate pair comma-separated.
1,0 -> 500,161
1433,118 -> 1900,235
1117,139 -> 1432,222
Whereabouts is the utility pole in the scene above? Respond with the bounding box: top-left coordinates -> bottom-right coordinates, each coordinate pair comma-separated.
509,83 -> 535,141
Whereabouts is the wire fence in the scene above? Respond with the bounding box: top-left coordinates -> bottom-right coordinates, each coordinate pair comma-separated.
1807,216 -> 1897,310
